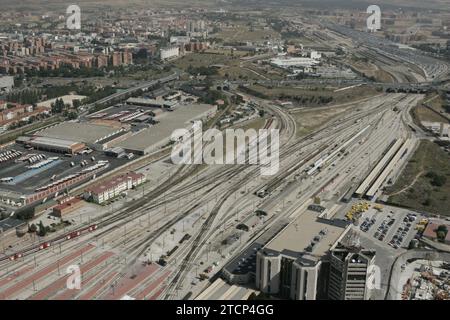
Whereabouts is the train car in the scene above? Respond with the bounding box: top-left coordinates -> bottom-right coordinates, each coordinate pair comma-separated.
66,230 -> 81,240
9,252 -> 23,261
39,242 -> 51,250
88,224 -> 98,232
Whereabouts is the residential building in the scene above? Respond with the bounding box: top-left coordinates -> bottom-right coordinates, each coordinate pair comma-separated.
85,172 -> 146,204
160,46 -> 180,60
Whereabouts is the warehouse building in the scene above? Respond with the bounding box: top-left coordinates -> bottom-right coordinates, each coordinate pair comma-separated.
118,103 -> 217,155
34,122 -> 127,150
256,209 -> 351,300
26,136 -> 86,154
126,97 -> 178,109
85,171 -> 146,204
52,197 -> 84,217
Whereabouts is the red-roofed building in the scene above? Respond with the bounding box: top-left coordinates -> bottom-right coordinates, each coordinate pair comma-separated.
0,101 -> 50,129
84,172 -> 145,204
52,197 -> 84,217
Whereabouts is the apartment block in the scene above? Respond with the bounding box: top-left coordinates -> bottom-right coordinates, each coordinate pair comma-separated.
85,172 -> 146,204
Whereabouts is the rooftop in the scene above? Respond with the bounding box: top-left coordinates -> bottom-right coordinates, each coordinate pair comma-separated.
265,208 -> 349,257
118,103 -> 217,153
53,197 -> 83,211
35,122 -> 123,144
29,136 -> 82,149
86,171 -> 144,195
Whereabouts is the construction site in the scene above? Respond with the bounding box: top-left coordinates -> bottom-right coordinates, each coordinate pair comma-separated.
401,260 -> 450,300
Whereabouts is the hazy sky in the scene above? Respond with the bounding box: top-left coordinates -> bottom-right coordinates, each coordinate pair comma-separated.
0,0 -> 447,11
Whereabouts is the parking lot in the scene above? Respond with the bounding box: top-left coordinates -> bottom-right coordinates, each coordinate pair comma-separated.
358,205 -> 422,250
0,144 -> 131,194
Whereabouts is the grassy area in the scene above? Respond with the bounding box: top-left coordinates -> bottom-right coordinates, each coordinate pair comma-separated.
203,48 -> 250,57
216,26 -> 280,42
291,104 -> 353,138
174,52 -> 237,70
414,105 -> 450,124
246,84 -> 380,107
413,93 -> 450,124
386,140 -> 450,216
236,117 -> 267,131
174,52 -> 281,81
344,55 -> 395,83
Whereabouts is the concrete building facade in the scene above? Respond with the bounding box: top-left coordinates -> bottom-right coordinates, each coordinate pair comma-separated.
328,244 -> 376,300
85,172 -> 145,204
255,209 -> 351,300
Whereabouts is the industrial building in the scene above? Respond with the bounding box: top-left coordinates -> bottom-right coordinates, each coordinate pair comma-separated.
365,139 -> 413,199
117,103 -> 217,155
354,138 -> 413,200
255,208 -> 351,300
84,171 -> 146,204
126,97 -> 178,109
354,139 -> 404,199
269,57 -> 319,70
328,243 -> 376,300
0,159 -> 111,207
25,136 -> 86,154
52,197 -> 84,217
33,122 -> 127,150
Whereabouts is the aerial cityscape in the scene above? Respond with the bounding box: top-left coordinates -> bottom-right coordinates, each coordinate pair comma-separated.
1,0 -> 450,305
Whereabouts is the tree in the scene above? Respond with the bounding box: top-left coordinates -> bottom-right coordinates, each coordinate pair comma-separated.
37,221 -> 47,237
16,209 -> 34,220
426,171 -> 447,187
435,225 -> 448,242
29,223 -> 37,233
51,98 -> 65,114
72,99 -> 81,109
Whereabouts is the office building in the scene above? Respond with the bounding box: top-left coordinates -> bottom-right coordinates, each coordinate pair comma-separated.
328,243 -> 376,300
256,208 -> 351,300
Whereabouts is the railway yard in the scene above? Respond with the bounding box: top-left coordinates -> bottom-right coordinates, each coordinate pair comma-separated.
1,1 -> 450,302
0,91 -> 427,300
